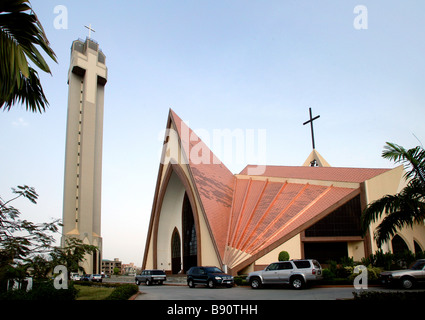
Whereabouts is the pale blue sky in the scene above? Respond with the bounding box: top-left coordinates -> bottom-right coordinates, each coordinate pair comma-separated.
1,1 -> 424,265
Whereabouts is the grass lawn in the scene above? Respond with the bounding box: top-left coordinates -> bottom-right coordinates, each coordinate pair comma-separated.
75,285 -> 115,300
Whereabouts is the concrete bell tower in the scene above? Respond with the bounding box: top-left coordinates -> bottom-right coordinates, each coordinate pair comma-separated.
62,36 -> 107,274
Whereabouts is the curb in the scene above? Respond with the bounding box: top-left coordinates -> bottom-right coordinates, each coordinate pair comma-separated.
129,291 -> 143,300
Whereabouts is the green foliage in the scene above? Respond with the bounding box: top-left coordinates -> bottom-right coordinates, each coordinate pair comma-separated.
106,284 -> 139,300
0,280 -> 78,300
323,260 -> 352,279
353,291 -> 425,301
361,142 -> 425,248
278,251 -> 290,261
321,250 -> 424,284
0,0 -> 57,112
233,275 -> 247,286
73,281 -> 121,288
361,249 -> 424,270
346,265 -> 383,282
75,284 -> 114,300
0,186 -> 61,290
0,185 -> 98,296
50,237 -> 98,275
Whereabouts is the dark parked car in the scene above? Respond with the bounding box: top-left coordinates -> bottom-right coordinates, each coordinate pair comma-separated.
380,259 -> 425,289
135,270 -> 167,286
187,266 -> 234,288
80,274 -> 91,281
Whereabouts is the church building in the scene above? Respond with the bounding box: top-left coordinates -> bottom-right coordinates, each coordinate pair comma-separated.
142,109 -> 425,275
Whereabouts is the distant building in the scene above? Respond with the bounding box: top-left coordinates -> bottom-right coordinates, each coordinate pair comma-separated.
102,258 -> 122,275
122,262 -> 137,275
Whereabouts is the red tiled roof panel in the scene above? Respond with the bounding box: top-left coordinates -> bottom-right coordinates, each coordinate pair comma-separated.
240,165 -> 390,183
247,185 -> 329,252
243,184 -> 327,252
226,175 -> 359,261
231,179 -> 249,219
170,110 -> 235,258
237,181 -> 283,247
252,187 -> 357,255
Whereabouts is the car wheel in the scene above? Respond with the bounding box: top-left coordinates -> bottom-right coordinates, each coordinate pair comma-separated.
250,277 -> 262,289
136,280 -> 140,285
207,280 -> 215,288
188,279 -> 195,288
290,276 -> 305,290
401,277 -> 415,289
146,279 -> 152,286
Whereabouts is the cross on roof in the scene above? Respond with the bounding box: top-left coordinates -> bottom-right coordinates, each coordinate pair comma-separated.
85,24 -> 95,39
303,107 -> 320,150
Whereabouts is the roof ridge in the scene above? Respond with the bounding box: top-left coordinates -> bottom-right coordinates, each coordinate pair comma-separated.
239,165 -> 392,183
168,109 -> 235,259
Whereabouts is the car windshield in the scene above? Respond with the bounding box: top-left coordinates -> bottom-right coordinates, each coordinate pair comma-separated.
411,261 -> 425,270
205,267 -> 224,273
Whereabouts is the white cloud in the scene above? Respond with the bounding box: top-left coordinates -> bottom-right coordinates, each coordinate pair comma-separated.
12,118 -> 29,127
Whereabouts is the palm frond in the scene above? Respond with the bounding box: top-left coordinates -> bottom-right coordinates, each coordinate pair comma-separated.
362,177 -> 425,248
373,210 -> 413,248
383,142 -> 425,188
2,66 -> 48,113
361,194 -> 402,235
0,0 -> 56,113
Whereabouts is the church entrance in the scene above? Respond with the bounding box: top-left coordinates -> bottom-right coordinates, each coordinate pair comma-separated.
182,193 -> 197,273
171,228 -> 181,274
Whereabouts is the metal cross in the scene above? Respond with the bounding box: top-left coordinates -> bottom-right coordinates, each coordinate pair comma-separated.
85,24 -> 96,39
303,107 -> 320,150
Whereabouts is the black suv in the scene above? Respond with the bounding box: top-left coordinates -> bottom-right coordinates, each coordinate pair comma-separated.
135,270 -> 167,286
187,266 -> 234,288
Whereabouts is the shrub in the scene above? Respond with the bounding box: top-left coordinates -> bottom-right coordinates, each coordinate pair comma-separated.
73,280 -> 121,288
30,280 -> 78,300
363,249 -> 424,271
0,280 -> 78,300
321,268 -> 335,281
278,251 -> 290,261
325,260 -> 351,278
347,266 -> 383,282
106,284 -> 139,300
353,291 -> 425,301
234,275 -> 247,286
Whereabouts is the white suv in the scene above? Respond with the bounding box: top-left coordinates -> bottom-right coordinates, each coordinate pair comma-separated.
247,259 -> 323,290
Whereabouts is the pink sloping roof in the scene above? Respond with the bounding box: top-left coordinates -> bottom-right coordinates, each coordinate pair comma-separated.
170,110 -> 235,259
250,186 -> 358,255
225,176 -> 358,268
240,165 -> 390,183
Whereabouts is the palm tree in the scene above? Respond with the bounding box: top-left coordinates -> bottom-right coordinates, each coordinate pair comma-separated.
361,142 -> 425,248
0,0 -> 57,113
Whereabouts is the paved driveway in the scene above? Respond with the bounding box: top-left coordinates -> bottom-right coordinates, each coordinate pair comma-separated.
135,284 -> 379,300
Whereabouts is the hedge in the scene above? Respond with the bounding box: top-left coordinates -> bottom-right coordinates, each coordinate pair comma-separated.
106,284 -> 139,300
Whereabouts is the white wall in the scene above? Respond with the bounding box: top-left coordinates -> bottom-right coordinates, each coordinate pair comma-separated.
156,172 -> 185,270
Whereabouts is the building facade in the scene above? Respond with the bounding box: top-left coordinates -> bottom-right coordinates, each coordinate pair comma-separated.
143,110 -> 425,275
102,258 -> 122,276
